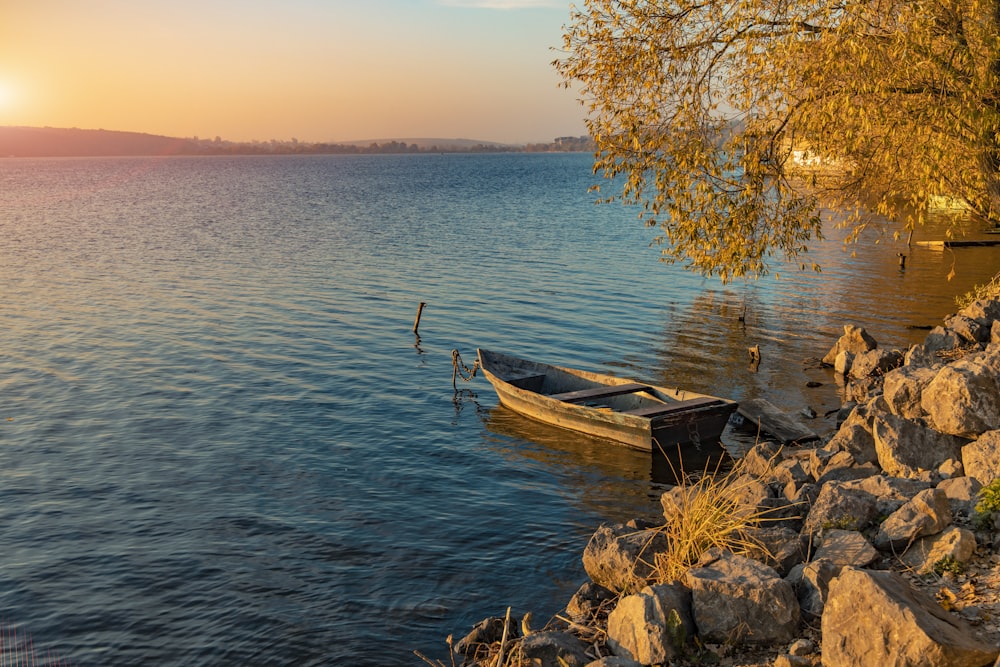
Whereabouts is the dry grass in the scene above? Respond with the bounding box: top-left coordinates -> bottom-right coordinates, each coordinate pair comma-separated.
648,456 -> 775,584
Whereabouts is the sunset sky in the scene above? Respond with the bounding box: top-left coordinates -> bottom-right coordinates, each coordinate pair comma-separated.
0,0 -> 586,144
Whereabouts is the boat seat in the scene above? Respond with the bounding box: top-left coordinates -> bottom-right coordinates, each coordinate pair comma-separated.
623,397 -> 727,418
549,382 -> 651,403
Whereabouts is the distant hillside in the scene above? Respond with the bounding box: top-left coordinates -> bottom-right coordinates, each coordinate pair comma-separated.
0,126 -> 198,157
0,126 -> 594,157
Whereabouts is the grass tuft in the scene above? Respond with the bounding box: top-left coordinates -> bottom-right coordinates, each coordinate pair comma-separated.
648,455 -> 775,584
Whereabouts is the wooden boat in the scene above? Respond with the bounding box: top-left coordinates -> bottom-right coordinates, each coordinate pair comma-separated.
477,349 -> 738,453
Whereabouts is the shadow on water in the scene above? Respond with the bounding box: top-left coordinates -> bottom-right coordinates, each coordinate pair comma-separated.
481,403 -> 734,488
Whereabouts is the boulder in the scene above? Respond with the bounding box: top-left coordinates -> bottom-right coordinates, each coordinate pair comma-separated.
872,412 -> 966,478
741,440 -> 783,478
834,349 -> 855,375
842,376 -> 882,404
825,422 -> 878,466
823,325 -> 878,366
786,558 -> 841,620
850,348 -> 903,380
873,488 -> 952,552
900,526 -> 978,574
961,430 -> 1000,486
812,529 -> 879,567
519,631 -> 591,667
454,616 -> 515,658
937,476 -> 983,517
882,364 -> 937,420
944,313 -> 990,345
814,455 -> 880,485
938,458 -> 964,479
958,298 -> 1000,327
771,458 -> 812,487
566,582 -> 616,624
905,343 -> 941,369
822,568 -> 999,667
744,526 -> 806,576
802,481 -> 879,535
582,523 -> 668,593
784,481 -> 820,508
923,326 -> 963,354
922,354 -> 1000,438
843,475 -> 933,517
685,550 -> 799,646
728,472 -> 775,514
606,583 -> 694,665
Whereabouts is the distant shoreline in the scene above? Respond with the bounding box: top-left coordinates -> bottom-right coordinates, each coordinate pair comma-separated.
0,126 -> 595,158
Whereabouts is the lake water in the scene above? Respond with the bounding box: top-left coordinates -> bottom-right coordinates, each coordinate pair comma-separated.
0,153 -> 996,665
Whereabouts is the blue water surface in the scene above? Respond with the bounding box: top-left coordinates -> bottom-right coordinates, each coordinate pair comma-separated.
0,153 -> 996,665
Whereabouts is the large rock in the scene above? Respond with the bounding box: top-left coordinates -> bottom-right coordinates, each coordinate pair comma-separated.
900,526 -> 978,574
850,348 -> 903,380
958,298 -> 1000,327
872,412 -> 966,478
822,568 -> 999,667
741,440 -> 784,478
825,422 -> 878,466
962,430 -> 1000,486
566,582 -> 616,624
606,583 -> 694,664
519,631 -> 591,667
823,325 -> 878,366
685,550 -> 799,646
937,476 -> 983,517
922,353 -> 1000,438
744,526 -> 806,576
923,326 -> 964,354
944,314 -> 990,345
812,529 -> 879,567
873,488 -> 952,552
786,558 -> 841,621
454,616 -> 514,658
882,364 -> 938,420
582,523 -> 668,593
905,343 -> 941,369
802,481 -> 879,535
843,474 -> 933,516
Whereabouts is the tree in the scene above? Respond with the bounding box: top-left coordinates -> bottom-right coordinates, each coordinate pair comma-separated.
556,0 -> 1000,282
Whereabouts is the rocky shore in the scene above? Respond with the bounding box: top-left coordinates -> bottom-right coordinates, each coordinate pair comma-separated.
442,298 -> 1000,667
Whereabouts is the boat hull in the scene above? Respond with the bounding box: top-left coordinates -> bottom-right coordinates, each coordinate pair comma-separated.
477,349 -> 736,453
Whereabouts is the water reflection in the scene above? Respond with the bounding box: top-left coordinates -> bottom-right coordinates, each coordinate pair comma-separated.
481,404 -> 732,488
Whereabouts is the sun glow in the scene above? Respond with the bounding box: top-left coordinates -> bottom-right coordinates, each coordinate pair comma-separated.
0,80 -> 17,112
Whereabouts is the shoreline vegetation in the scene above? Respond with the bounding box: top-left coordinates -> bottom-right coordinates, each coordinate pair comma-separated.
0,126 -> 595,158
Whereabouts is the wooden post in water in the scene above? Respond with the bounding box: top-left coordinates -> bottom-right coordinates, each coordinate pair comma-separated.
412,302 -> 426,334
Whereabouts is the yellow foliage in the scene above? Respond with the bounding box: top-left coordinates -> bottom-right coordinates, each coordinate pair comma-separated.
555,0 -> 1000,282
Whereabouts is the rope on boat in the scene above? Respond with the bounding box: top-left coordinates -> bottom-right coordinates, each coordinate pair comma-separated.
451,349 -> 480,391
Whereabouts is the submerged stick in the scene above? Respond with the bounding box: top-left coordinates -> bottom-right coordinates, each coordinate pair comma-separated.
412,301 -> 427,334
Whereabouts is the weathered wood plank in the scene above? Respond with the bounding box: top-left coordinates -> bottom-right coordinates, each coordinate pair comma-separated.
736,398 -> 819,444
548,382 -> 650,403
623,397 -> 726,418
